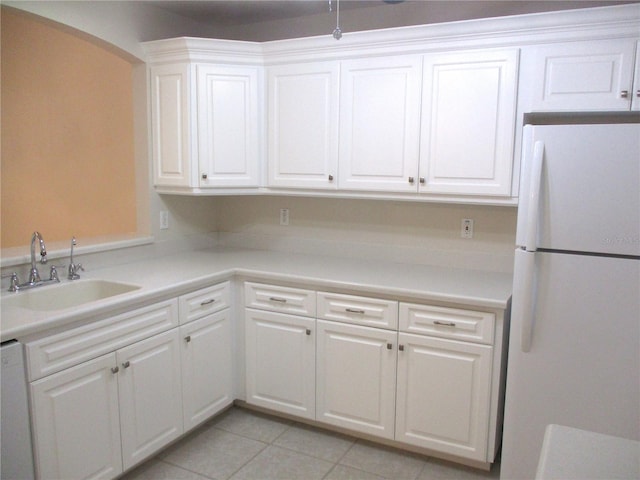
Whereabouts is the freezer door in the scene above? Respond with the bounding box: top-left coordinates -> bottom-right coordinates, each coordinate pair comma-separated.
517,124 -> 640,256
501,251 -> 640,479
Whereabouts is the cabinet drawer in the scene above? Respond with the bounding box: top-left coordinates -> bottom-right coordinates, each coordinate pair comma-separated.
26,299 -> 179,381
179,281 -> 230,324
317,292 -> 398,330
399,303 -> 495,345
244,282 -> 315,317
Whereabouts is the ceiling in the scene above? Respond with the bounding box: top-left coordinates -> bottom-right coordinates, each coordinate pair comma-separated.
145,0 -> 636,27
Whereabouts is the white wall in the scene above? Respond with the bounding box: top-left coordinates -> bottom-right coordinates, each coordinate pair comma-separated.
215,196 -> 517,273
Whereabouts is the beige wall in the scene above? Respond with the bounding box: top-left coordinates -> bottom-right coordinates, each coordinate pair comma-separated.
1,7 -> 137,248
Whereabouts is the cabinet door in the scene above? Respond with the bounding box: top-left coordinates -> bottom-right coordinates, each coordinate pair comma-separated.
632,41 -> 640,112
150,63 -> 193,188
316,320 -> 397,439
395,333 -> 492,461
197,64 -> 260,187
420,48 -> 518,196
339,56 -> 422,192
245,309 -> 315,419
117,329 -> 183,471
528,39 -> 636,112
268,62 -> 339,189
30,353 -> 122,480
181,310 -> 233,431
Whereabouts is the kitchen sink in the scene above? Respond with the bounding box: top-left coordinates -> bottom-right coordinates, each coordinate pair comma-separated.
1,280 -> 141,311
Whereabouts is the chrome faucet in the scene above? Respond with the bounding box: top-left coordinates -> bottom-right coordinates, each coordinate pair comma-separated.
28,231 -> 48,284
68,236 -> 84,280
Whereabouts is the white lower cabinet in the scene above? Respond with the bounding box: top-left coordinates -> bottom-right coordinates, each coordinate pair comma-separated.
245,308 -> 315,419
117,329 -> 184,471
316,320 -> 397,439
395,332 -> 493,461
180,309 -> 233,430
30,353 -> 123,480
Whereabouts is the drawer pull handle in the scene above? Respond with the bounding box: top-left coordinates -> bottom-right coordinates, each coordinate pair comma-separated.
111,366 -> 119,374
399,344 -> 405,351
122,361 -> 130,369
306,329 -> 311,335
434,320 -> 456,327
346,308 -> 365,314
185,335 -> 192,343
387,343 -> 393,350
269,297 -> 287,303
200,299 -> 216,306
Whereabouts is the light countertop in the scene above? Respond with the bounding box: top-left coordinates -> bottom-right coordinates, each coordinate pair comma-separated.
1,246 -> 513,342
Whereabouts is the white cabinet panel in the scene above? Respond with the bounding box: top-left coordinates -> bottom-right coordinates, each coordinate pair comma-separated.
420,49 -> 518,196
395,333 -> 492,461
316,320 -> 397,439
632,40 -> 640,111
245,309 -> 315,419
527,39 -> 636,111
30,354 -> 122,480
118,329 -> 183,471
339,56 -> 422,192
268,62 -> 339,189
181,310 -> 233,430
150,64 -> 192,188
197,65 -> 260,187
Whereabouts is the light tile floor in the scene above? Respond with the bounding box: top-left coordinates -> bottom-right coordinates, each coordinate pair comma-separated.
121,407 -> 501,480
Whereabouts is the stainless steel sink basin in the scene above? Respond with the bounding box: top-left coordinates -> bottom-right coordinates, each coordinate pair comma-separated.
1,280 -> 141,311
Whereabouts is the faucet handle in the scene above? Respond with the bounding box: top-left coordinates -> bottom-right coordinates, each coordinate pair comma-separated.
49,265 -> 65,282
2,272 -> 20,292
68,262 -> 84,280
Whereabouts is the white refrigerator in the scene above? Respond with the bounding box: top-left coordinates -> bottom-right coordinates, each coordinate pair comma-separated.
500,122 -> 640,479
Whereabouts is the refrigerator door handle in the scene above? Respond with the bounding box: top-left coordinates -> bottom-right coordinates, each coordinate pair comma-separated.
525,141 -> 544,252
514,249 -> 537,353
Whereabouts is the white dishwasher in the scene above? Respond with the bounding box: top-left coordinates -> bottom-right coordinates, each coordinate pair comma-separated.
1,340 -> 35,480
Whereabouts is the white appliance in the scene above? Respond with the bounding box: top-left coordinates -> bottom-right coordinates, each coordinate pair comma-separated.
1,340 -> 35,480
500,121 -> 640,479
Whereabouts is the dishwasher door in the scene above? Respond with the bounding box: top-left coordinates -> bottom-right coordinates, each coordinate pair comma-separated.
1,340 -> 35,480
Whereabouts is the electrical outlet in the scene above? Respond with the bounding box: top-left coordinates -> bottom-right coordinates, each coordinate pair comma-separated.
160,211 -> 169,230
280,208 -> 289,226
461,218 -> 474,239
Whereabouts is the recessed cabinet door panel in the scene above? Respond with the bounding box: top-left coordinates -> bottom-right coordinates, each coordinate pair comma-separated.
181,310 -> 233,430
150,64 -> 192,187
118,329 -> 183,471
197,65 -> 260,187
30,353 -> 122,480
395,333 -> 492,461
420,49 -> 518,196
529,39 -> 636,112
245,309 -> 315,419
268,62 -> 339,189
339,56 -> 422,192
316,320 -> 397,439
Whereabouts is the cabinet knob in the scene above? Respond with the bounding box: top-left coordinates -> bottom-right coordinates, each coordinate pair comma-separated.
201,173 -> 208,180
398,344 -> 405,351
621,90 -> 629,98
419,177 -> 425,185
636,90 -> 640,98
306,329 -> 311,335
111,366 -> 119,374
387,343 -> 393,350
328,174 -> 334,181
185,335 -> 192,343
408,177 -> 415,184
122,361 -> 130,369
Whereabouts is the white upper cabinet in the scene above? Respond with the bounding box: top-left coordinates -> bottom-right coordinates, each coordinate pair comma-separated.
150,63 -> 192,188
526,38 -> 638,111
267,62 -> 339,189
149,61 -> 260,191
419,49 -> 519,196
338,56 -> 423,192
197,65 -> 260,187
